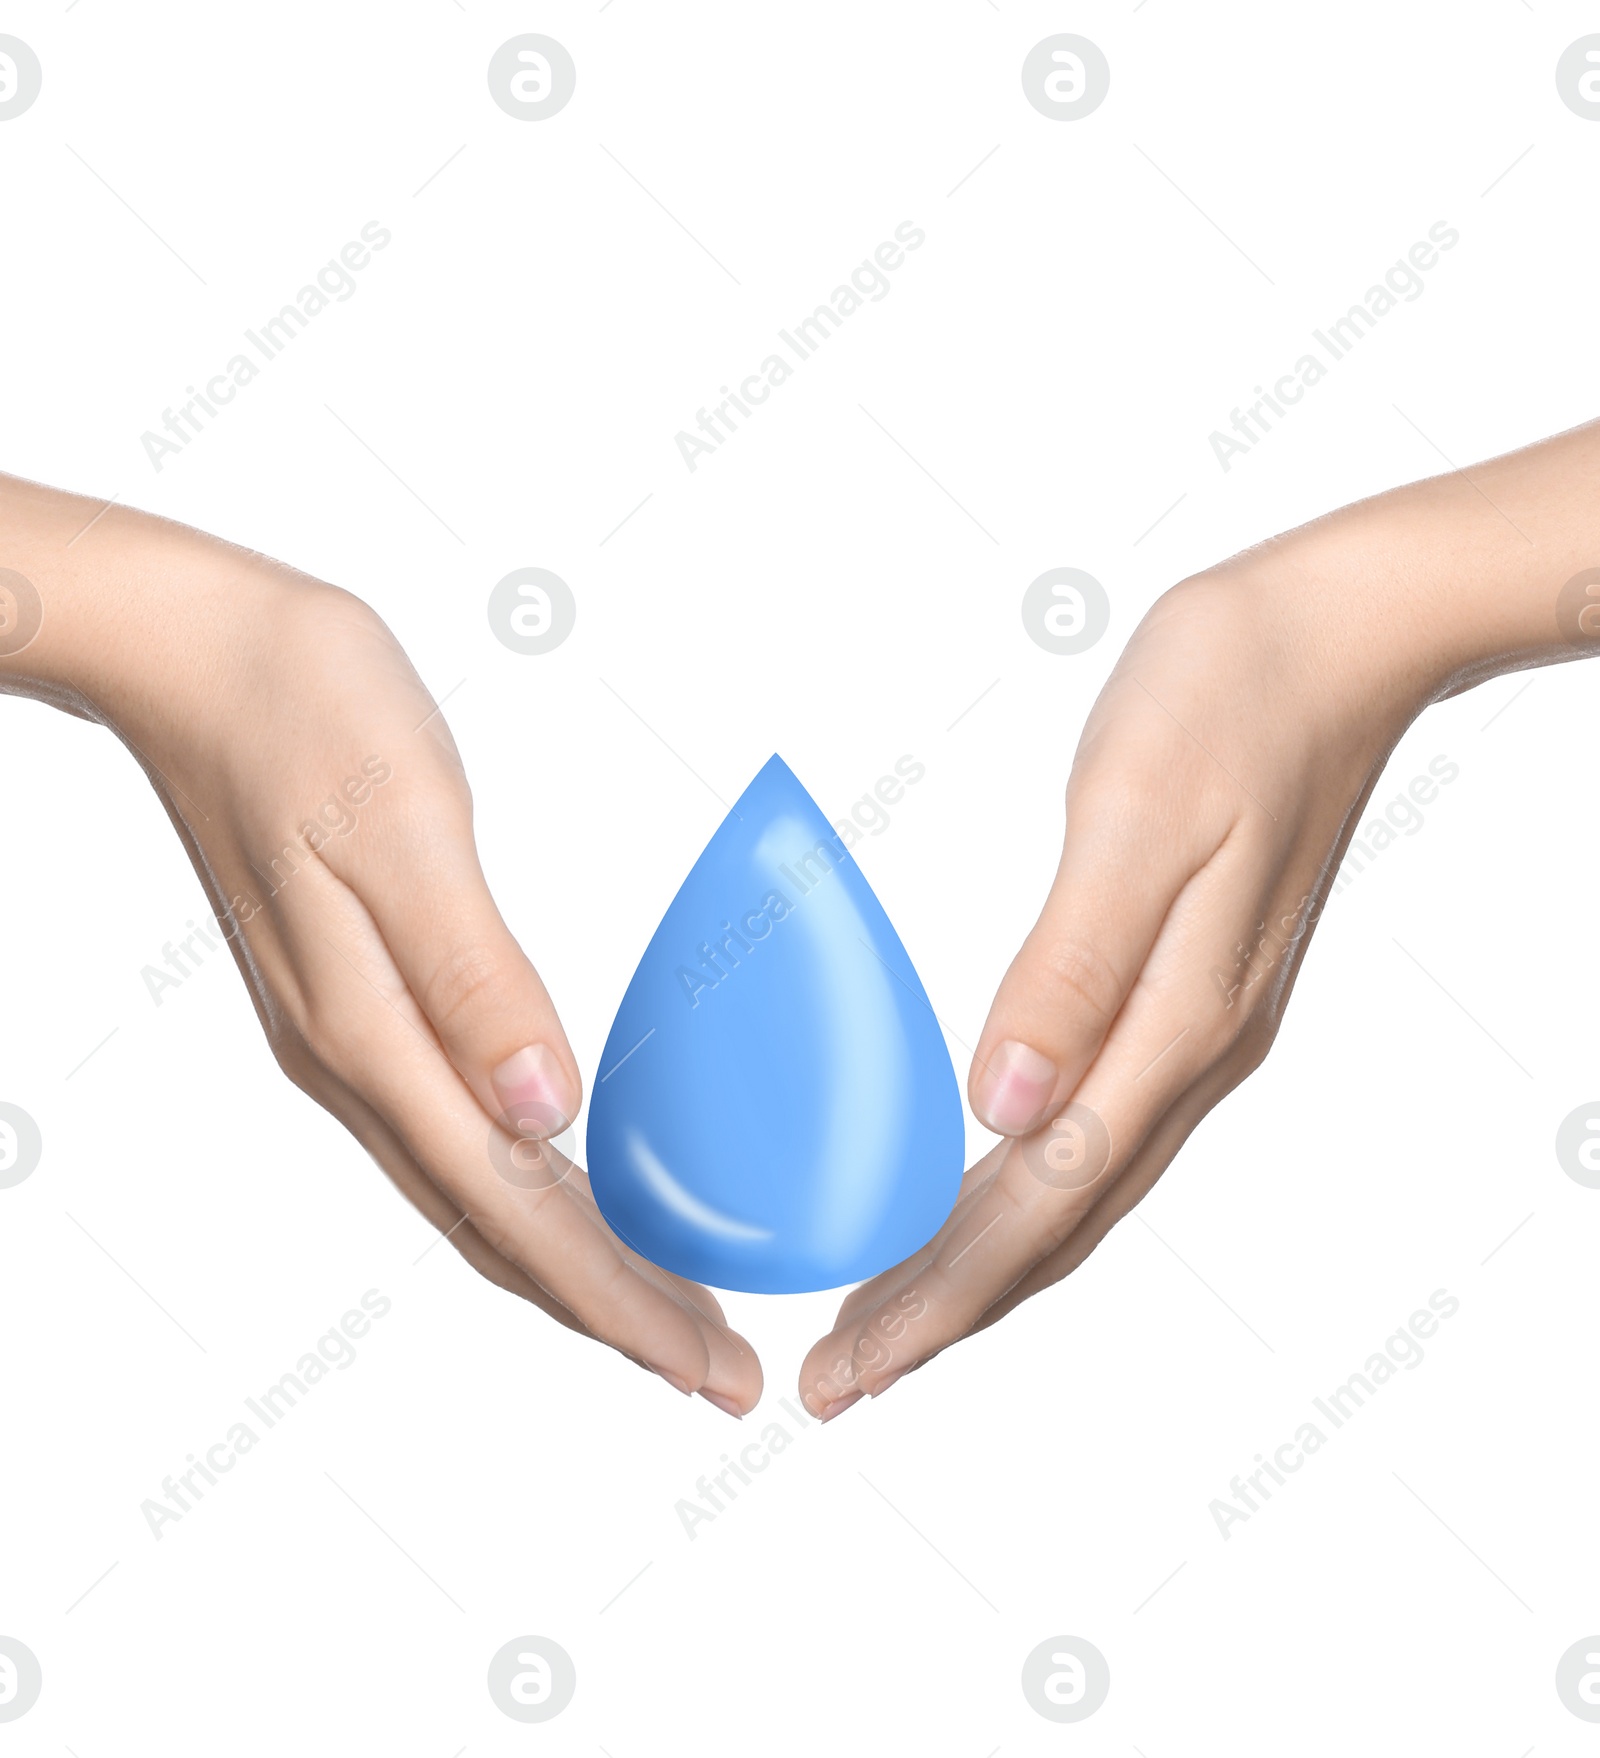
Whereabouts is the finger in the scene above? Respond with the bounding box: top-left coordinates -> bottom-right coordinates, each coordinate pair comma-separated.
539,1159 -> 761,1409
285,1043 -> 594,1334
664,1302 -> 762,1416
826,1143 -> 1009,1334
270,870 -> 749,1406
799,1143 -> 1091,1416
803,844 -> 1284,1413
342,1057 -> 760,1411
391,1097 -> 760,1409
967,1051 -> 1252,1338
217,875 -> 565,1316
968,697 -> 1242,1137
842,1065 -> 1241,1408
322,767 -> 582,1140
603,1222 -> 764,1413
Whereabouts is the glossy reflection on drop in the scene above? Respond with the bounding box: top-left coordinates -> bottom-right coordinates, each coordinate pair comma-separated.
621,1128 -> 773,1243
765,814 -> 911,1262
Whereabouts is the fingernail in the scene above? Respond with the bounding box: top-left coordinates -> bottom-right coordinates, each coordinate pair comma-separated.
655,1368 -> 693,1396
491,1044 -> 575,1138
698,1389 -> 743,1419
871,1369 -> 907,1399
818,1391 -> 863,1424
972,1039 -> 1058,1135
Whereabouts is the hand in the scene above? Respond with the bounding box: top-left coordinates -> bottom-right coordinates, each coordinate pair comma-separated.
799,420 -> 1600,1418
0,474 -> 760,1417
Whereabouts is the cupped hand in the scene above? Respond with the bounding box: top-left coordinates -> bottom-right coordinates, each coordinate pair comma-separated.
6,480 -> 759,1415
798,422 -> 1600,1417
798,549 -> 1425,1418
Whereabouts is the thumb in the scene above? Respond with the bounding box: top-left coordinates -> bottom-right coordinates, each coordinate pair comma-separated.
969,779 -> 1215,1136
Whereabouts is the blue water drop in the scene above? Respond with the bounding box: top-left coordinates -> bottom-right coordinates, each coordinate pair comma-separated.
586,755 -> 964,1294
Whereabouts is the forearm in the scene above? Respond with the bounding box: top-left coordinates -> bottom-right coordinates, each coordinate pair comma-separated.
0,473 -> 298,734
1226,418 -> 1600,727
0,474 -> 341,805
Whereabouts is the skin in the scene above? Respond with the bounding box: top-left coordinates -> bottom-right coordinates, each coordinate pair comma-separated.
0,472 -> 760,1418
4,421 -> 1596,1426
798,417 -> 1600,1420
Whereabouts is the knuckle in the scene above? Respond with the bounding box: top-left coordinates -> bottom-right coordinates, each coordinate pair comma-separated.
1071,762 -> 1165,830
1007,1166 -> 1094,1257
1231,1013 -> 1278,1076
261,992 -> 323,1087
1209,979 -> 1240,1028
581,1246 -> 638,1315
421,940 -> 512,1036
1211,996 -> 1278,1078
1191,1023 -> 1238,1076
1031,933 -> 1125,1032
471,1206 -> 528,1270
295,996 -> 357,1080
268,1030 -> 319,1097
264,1012 -> 355,1112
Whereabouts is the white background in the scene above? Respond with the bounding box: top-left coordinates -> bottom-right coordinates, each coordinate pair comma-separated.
1,2 -> 1597,1751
